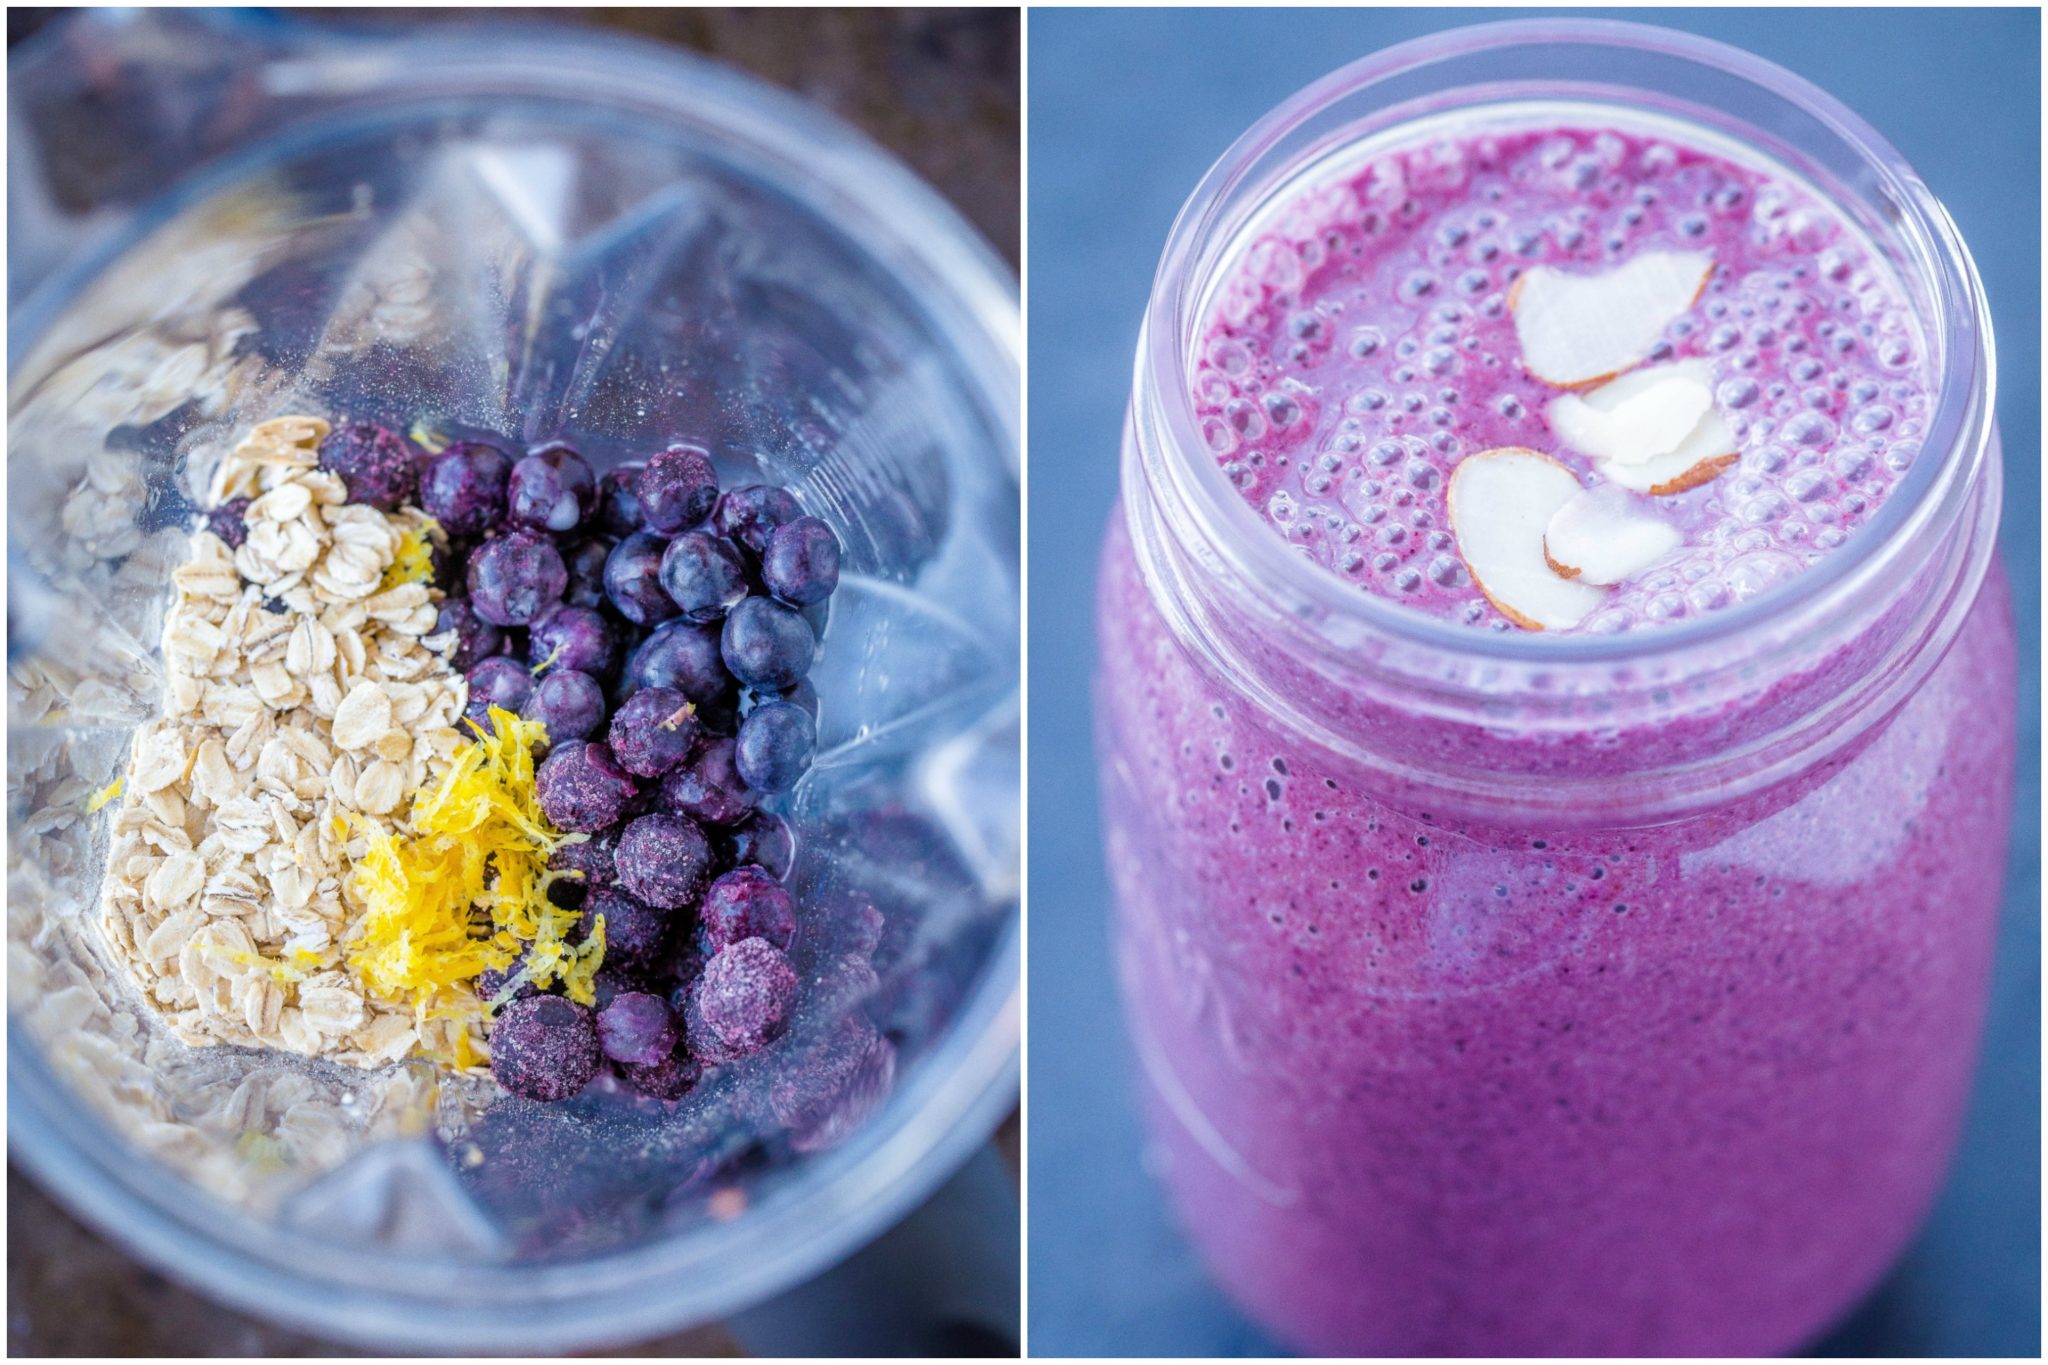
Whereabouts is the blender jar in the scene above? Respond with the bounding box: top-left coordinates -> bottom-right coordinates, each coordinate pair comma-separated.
8,13 -> 1019,1351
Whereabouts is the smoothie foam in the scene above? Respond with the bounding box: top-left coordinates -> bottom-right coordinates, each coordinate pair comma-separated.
1192,114 -> 1934,632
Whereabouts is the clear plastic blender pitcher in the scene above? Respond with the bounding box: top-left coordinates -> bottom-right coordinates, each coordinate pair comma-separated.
8,12 -> 1019,1351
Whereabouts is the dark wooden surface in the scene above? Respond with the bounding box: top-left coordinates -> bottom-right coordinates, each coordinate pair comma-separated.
6,7 -> 1018,1357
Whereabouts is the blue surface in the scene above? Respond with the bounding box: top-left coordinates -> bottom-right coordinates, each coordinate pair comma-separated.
1025,8 -> 2040,1357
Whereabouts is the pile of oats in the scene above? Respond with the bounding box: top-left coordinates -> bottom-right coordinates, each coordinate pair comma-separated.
96,415 -> 478,1068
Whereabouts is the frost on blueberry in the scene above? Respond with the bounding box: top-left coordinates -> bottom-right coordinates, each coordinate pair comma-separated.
489,995 -> 600,1102
615,812 -> 713,910
694,937 -> 799,1056
608,685 -> 701,779
317,421 -> 419,511
637,443 -> 720,535
534,741 -> 640,832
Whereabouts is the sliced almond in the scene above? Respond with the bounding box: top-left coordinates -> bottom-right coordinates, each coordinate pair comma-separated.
1543,485 -> 1684,586
1509,250 -> 1714,387
1448,448 -> 1607,631
1597,403 -> 1739,495
1546,359 -> 1715,465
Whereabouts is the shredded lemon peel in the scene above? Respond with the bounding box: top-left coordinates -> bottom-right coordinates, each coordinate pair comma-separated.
344,706 -> 607,1064
381,516 -> 442,590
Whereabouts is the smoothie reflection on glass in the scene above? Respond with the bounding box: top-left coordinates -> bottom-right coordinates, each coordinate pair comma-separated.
1094,21 -> 2012,1356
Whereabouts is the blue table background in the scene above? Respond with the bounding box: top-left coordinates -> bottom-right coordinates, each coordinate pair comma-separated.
1025,8 -> 2041,1356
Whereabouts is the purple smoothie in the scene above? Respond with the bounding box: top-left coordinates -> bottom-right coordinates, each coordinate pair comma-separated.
1099,113 -> 2014,1355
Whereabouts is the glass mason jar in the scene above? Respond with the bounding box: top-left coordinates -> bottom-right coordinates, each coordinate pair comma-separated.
1096,19 -> 2011,1357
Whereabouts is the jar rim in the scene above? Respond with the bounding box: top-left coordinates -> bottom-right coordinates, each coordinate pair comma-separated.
1133,16 -> 1994,671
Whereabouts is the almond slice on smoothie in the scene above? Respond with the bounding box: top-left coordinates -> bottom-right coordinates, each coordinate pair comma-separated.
1509,250 -> 1714,387
1546,359 -> 1739,496
1543,484 -> 1683,585
1548,359 -> 1714,461
1448,448 -> 1607,630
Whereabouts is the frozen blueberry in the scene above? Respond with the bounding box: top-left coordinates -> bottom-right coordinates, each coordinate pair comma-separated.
721,597 -> 816,691
527,668 -> 606,745
719,810 -> 794,880
603,530 -> 679,626
435,598 -> 504,671
465,655 -> 536,728
596,991 -> 680,1066
619,1047 -> 700,1101
760,516 -> 840,606
546,828 -> 618,908
468,529 -> 568,627
694,938 -> 799,1055
489,995 -> 599,1103
579,886 -> 672,973
698,866 -> 797,954
714,483 -> 803,557
560,537 -> 613,610
535,742 -> 640,833
638,444 -> 719,534
529,604 -> 619,678
206,497 -> 252,549
317,421 -> 418,511
735,700 -> 816,793
607,686 -> 701,779
508,442 -> 596,535
622,619 -> 733,705
615,812 -> 713,910
659,735 -> 756,826
598,462 -> 647,537
659,531 -> 750,622
419,439 -> 514,537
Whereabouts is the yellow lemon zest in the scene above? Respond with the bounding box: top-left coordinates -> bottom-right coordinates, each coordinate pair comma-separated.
382,516 -> 441,590
407,422 -> 450,455
344,707 -> 606,1060
529,641 -> 566,676
86,777 -> 124,813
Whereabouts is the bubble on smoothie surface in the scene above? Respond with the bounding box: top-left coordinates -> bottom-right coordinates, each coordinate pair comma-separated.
1191,124 -> 1934,633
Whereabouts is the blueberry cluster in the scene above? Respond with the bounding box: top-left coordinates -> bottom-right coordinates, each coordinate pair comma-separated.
327,425 -> 843,1104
